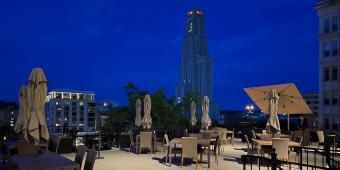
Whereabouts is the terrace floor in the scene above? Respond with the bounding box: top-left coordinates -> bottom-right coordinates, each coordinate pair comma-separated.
61,139 -> 333,170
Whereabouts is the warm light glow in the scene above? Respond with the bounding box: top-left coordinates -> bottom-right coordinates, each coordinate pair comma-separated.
245,104 -> 254,113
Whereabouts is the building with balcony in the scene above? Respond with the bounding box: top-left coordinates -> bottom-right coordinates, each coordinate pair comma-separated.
45,89 -> 97,132
315,0 -> 340,131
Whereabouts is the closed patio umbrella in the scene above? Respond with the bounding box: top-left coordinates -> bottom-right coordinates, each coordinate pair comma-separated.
190,101 -> 197,126
135,98 -> 142,127
142,94 -> 152,129
14,85 -> 31,141
244,83 -> 312,131
27,68 -> 49,144
201,96 -> 211,130
266,90 -> 281,133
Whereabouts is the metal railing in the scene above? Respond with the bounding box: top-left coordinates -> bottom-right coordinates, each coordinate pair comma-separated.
242,145 -> 340,170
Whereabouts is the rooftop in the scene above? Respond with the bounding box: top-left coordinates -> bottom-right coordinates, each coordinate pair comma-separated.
49,89 -> 95,94
187,9 -> 203,16
315,0 -> 340,9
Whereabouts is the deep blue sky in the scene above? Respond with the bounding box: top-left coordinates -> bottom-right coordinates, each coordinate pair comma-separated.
0,0 -> 318,109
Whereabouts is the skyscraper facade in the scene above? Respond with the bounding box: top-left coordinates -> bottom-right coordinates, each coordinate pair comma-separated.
177,9 -> 213,101
315,0 -> 340,131
177,9 -> 219,119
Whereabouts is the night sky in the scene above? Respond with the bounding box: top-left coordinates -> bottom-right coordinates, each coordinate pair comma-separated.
0,0 -> 318,109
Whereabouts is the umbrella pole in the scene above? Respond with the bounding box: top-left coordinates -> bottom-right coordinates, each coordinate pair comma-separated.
287,115 -> 290,131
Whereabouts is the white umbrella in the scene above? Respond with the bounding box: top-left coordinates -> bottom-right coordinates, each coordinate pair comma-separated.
142,94 -> 152,129
201,96 -> 211,130
190,101 -> 197,126
27,68 -> 49,144
134,98 -> 142,127
14,85 -> 31,141
266,90 -> 281,133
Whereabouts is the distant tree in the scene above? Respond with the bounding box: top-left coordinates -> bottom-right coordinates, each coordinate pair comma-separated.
104,106 -> 132,125
104,82 -> 188,129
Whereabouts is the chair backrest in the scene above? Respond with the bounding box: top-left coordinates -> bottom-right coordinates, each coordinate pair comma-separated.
182,137 -> 197,158
83,149 -> 97,170
128,130 -> 134,144
220,129 -> 227,141
317,131 -> 324,143
164,134 -> 170,145
140,132 -> 152,148
251,130 -> 257,139
272,138 -> 289,160
296,136 -> 303,145
244,135 -> 251,155
213,135 -> 220,153
202,132 -> 211,140
17,140 -> 37,155
189,133 -> 203,139
74,145 -> 86,168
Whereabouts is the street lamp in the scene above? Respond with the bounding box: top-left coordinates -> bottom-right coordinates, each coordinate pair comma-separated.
245,104 -> 254,113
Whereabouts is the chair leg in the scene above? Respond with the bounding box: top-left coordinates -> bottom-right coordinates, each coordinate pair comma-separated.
200,153 -> 203,166
195,158 -> 198,169
216,155 -> 218,166
181,156 -> 183,167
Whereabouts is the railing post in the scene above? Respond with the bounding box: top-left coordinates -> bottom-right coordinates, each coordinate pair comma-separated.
242,155 -> 246,170
300,146 -> 303,170
271,148 -> 277,170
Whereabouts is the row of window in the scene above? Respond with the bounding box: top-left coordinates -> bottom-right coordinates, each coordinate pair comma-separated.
323,16 -> 339,34
323,40 -> 339,57
306,101 -> 318,105
323,65 -> 338,81
323,90 -> 339,106
304,95 -> 318,99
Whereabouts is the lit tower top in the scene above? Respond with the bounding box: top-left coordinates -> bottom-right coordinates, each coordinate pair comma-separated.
185,9 -> 205,36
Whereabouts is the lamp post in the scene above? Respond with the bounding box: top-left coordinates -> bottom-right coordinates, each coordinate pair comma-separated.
245,104 -> 254,113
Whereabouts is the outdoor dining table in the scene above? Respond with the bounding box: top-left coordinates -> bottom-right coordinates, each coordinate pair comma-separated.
169,138 -> 212,168
8,152 -> 79,170
252,139 -> 300,155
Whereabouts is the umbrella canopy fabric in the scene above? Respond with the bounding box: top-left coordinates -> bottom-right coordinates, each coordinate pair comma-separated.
190,101 -> 197,126
27,68 -> 49,144
134,98 -> 142,127
14,85 -> 31,140
142,94 -> 152,129
266,90 -> 281,133
201,96 -> 212,130
244,83 -> 312,115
